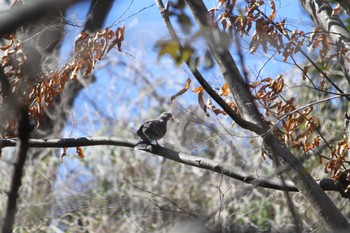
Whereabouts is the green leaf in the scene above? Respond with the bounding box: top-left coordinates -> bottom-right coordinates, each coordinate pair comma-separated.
156,40 -> 180,60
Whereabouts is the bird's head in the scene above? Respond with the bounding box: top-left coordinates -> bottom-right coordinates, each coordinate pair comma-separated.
159,112 -> 173,121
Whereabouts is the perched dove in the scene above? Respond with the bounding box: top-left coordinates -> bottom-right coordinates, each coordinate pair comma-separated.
137,112 -> 173,145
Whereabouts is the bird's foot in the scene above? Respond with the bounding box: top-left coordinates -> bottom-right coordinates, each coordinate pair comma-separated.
134,140 -> 161,151
150,140 -> 159,146
135,140 -> 153,150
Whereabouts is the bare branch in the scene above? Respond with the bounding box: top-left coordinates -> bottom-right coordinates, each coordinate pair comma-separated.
184,0 -> 266,129
0,136 -> 297,192
123,177 -> 197,217
1,135 -> 349,199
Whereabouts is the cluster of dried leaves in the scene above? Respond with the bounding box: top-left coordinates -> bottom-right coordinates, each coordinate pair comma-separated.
1,34 -> 28,98
324,139 -> 350,193
60,147 -> 85,162
250,75 -> 321,153
1,25 -> 125,130
170,78 -> 235,118
172,69 -> 320,157
212,0 -> 335,64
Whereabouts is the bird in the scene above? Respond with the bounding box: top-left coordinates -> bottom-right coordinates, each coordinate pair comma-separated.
136,112 -> 173,146
345,112 -> 350,145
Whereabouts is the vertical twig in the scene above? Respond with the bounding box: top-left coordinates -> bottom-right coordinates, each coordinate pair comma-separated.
1,67 -> 32,232
1,107 -> 31,233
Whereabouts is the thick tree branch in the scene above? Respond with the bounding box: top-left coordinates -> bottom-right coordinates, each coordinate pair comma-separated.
1,136 -> 349,198
300,0 -> 350,85
83,0 -> 114,33
0,136 -> 296,192
0,0 -> 78,35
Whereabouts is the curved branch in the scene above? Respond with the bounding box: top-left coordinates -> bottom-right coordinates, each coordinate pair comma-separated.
1,136 -> 348,197
184,0 -> 266,129
1,136 -> 295,192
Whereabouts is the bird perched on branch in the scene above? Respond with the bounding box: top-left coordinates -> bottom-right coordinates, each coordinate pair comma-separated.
136,112 -> 173,147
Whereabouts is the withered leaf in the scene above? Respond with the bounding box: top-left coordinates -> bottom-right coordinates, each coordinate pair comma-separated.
76,146 -> 85,159
302,65 -> 311,80
170,78 -> 191,103
218,82 -> 230,96
60,147 -> 68,163
193,86 -> 209,117
332,3 -> 341,16
207,98 -> 226,115
107,24 -> 125,53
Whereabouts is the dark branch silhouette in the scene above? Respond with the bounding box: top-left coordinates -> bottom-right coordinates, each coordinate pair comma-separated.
0,0 -> 78,35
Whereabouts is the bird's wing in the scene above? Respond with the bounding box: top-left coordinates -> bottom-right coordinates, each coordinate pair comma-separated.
142,119 -> 165,140
137,124 -> 149,141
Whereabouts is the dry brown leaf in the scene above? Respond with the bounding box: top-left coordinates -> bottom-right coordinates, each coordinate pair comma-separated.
207,98 -> 226,115
249,32 -> 260,53
60,147 -> 68,163
302,65 -> 311,80
193,86 -> 209,117
269,0 -> 276,21
170,78 -> 191,103
76,146 -> 85,159
332,3 -> 341,16
218,82 -> 230,96
249,81 -> 260,88
107,24 -> 125,53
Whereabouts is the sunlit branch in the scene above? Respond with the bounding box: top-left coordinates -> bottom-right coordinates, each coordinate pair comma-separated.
0,135 -> 347,199
1,136 -> 297,192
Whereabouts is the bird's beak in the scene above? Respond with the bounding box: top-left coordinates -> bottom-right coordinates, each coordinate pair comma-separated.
170,116 -> 178,123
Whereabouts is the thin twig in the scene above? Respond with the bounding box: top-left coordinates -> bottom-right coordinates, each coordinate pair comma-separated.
123,177 -> 197,217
